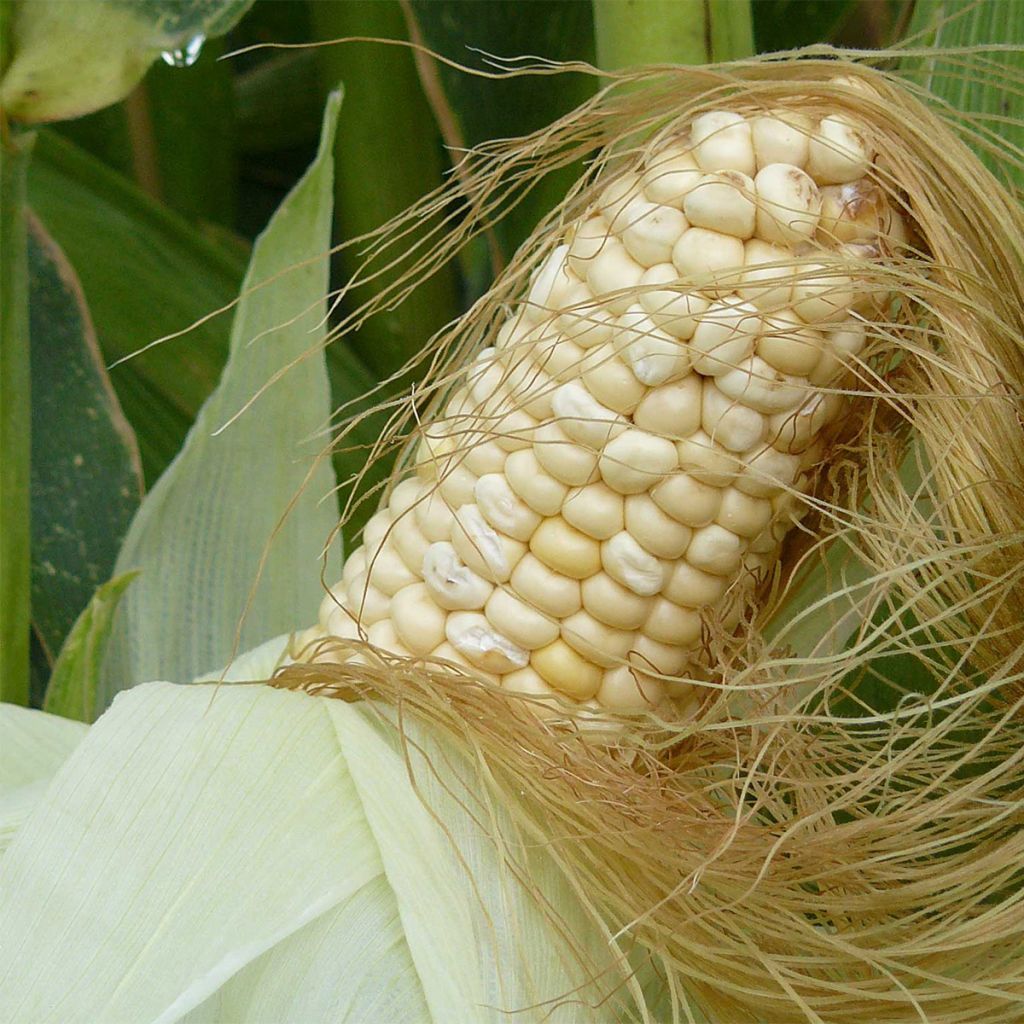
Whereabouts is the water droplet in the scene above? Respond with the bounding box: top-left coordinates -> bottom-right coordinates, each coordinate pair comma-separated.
160,34 -> 205,68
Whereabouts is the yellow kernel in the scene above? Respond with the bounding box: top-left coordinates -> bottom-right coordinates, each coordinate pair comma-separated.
531,639 -> 603,699
530,516 -> 603,580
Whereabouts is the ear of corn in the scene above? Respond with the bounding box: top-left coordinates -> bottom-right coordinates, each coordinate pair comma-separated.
296,94 -> 906,720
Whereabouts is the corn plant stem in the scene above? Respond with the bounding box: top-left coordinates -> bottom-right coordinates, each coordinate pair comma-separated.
0,129 -> 33,706
594,0 -> 754,70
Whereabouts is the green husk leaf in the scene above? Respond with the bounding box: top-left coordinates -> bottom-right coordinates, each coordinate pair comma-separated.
0,681 -> 620,1022
0,0 -> 254,123
98,93 -> 344,707
43,571 -> 139,723
27,216 -> 142,665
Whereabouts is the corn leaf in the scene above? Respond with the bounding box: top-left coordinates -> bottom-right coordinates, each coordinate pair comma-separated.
42,571 -> 139,723
28,216 -> 143,671
0,0 -> 254,123
98,93 -> 344,706
0,681 -> 624,1022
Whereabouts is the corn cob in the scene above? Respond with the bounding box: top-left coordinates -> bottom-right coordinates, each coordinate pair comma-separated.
296,99 -> 906,719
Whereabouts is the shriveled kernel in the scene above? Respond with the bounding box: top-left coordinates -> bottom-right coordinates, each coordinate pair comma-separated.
586,240 -> 645,314
485,587 -> 559,649
600,429 -> 677,494
475,473 -> 541,542
530,516 -> 603,580
736,445 -> 801,498
451,504 -> 526,583
510,554 -> 582,618
551,379 -> 625,448
643,598 -> 702,646
690,297 -> 761,376
702,382 -> 768,453
364,545 -> 418,596
672,227 -> 745,294
716,487 -> 773,538
602,531 -> 667,596
446,611 -> 529,674
613,307 -> 690,386
758,309 -> 824,376
640,143 -> 701,207
768,391 -> 844,453
531,639 -> 603,699
651,472 -> 722,527
808,115 -> 871,185
534,420 -> 600,487
687,523 -> 745,575
563,482 -> 625,540
621,200 -> 689,266
628,633 -> 691,677
625,493 -> 693,559
638,263 -> 710,338
818,180 -> 897,244
581,572 -> 653,630
676,429 -> 743,487
390,511 -> 431,574
562,611 -> 635,668
422,542 -> 493,610
597,665 -> 665,711
391,582 -> 447,655
663,560 -> 729,608
684,171 -> 756,239
567,216 -> 613,277
752,112 -> 812,169
598,171 -> 644,232
716,355 -> 806,414
505,448 -> 569,517
580,345 -> 648,414
691,111 -> 755,176
754,163 -> 822,246
633,376 -> 702,439
738,239 -> 795,311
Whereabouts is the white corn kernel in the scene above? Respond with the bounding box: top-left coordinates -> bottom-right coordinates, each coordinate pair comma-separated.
530,516 -> 603,580
663,560 -> 728,608
362,508 -> 392,555
446,611 -> 529,674
567,216 -> 613,278
463,437 -> 508,476
632,375 -> 702,439
716,355 -> 806,414
628,633 -> 691,677
613,307 -> 690,386
324,606 -> 361,642
501,668 -> 560,719
625,493 -> 693,559
318,582 -> 347,630
686,523 -> 745,575
485,588 -> 559,650
551,379 -> 626,447
792,261 -> 855,323
562,611 -> 635,668
691,111 -> 755,176
716,487 -> 773,538
621,200 -> 689,266
738,239 -> 795,311
597,665 -> 665,711
581,572 -> 653,630
752,112 -> 812,169
437,461 -> 479,508
390,511 -> 431,574
672,227 -> 745,295
580,345 -> 647,414
754,163 -> 822,246
598,172 -> 644,232
563,482 -> 625,540
809,319 -> 867,386
391,582 -> 447,655
422,541 -> 493,610
364,545 -> 418,596
651,472 -> 723,527
534,420 -> 600,486
702,381 -> 768,453
505,447 -> 569,516
475,473 -> 541,542
690,297 -> 761,376
736,445 -> 801,498
602,531 -> 667,596
640,143 -> 702,207
758,309 -> 824,376
430,641 -> 500,684
559,293 -> 616,348
643,598 -> 702,646
341,547 -> 367,587
600,428 -> 678,494
526,244 -> 573,319
808,115 -> 871,185
364,619 -> 411,659
676,429 -> 743,486
388,476 -> 423,518
768,391 -> 844,453
504,360 -> 556,419
586,240 -> 645,314
510,554 -> 582,618
638,263 -> 709,338
451,504 -> 525,583
683,171 -> 756,239
414,488 -> 455,541
531,639 -> 603,699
